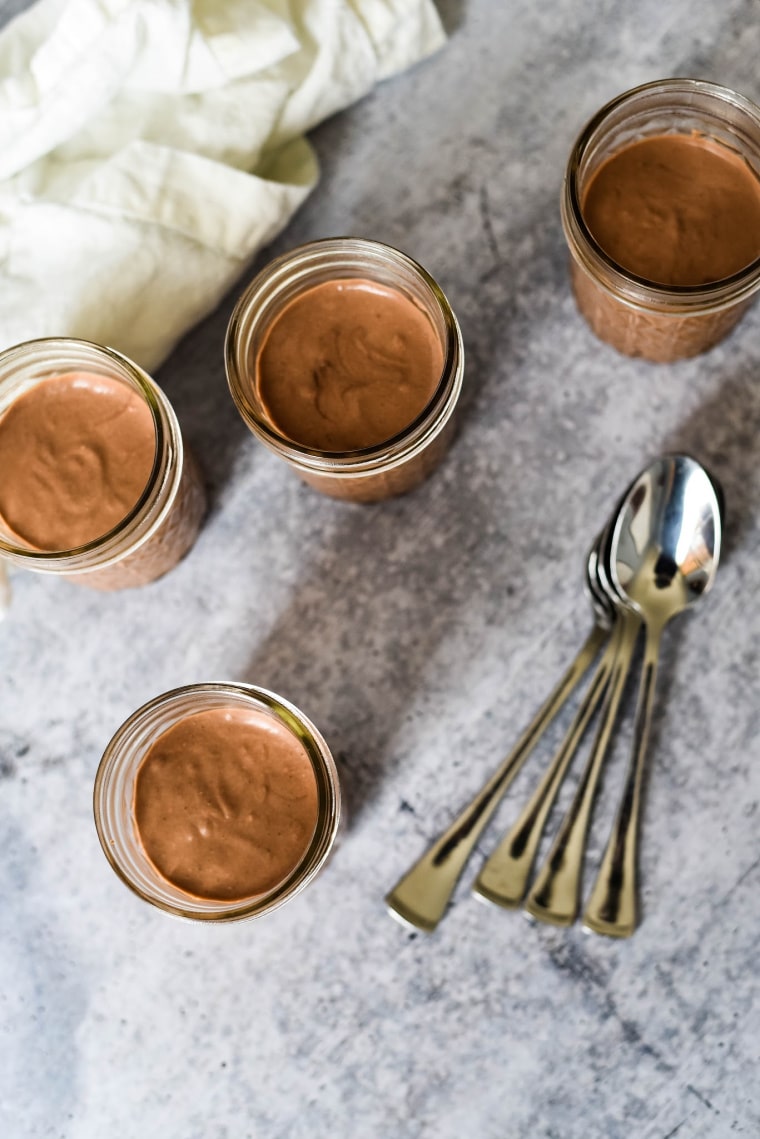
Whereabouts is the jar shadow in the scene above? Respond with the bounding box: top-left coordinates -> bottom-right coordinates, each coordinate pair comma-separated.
151,104 -> 563,518
240,467 -> 492,828
435,0 -> 466,36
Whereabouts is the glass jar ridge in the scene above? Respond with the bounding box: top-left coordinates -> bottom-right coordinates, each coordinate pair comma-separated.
562,78 -> 760,361
225,237 -> 464,501
0,337 -> 205,588
93,683 -> 342,922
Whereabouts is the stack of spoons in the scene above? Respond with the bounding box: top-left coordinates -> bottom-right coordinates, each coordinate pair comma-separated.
386,454 -> 723,938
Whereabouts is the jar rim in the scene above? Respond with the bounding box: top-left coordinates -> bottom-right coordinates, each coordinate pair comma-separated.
0,337 -> 168,565
564,78 -> 760,310
225,237 -> 463,474
93,682 -> 341,923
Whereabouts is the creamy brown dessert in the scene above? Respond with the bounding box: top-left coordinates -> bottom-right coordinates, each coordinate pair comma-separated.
256,277 -> 444,451
226,239 -> 464,503
0,371 -> 155,550
0,365 -> 206,589
133,706 -> 320,901
567,125 -> 760,361
582,134 -> 760,286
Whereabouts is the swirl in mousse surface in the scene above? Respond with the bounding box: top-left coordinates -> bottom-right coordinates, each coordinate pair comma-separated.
0,371 -> 155,550
132,706 -> 320,901
581,133 -> 760,286
255,277 -> 445,451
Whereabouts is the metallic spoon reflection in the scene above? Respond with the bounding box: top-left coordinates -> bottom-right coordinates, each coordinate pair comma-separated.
525,524 -> 641,926
583,454 -> 721,937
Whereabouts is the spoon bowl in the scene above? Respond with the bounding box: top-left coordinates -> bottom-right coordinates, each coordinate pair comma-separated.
583,454 -> 721,937
586,540 -> 616,627
609,454 -> 720,626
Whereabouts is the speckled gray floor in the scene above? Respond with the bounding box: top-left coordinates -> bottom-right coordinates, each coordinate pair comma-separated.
2,2 -> 760,1137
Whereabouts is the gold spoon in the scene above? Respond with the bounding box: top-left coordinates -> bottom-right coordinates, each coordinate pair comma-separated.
583,455 -> 721,937
385,547 -> 612,932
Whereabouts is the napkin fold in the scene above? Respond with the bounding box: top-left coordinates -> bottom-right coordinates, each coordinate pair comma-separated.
0,0 -> 445,371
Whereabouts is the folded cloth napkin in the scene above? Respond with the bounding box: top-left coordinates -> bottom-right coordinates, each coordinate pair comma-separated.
0,0 -> 444,371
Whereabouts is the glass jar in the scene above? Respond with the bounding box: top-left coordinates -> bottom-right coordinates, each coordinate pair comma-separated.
94,682 -> 342,922
225,237 -> 464,502
0,338 -> 206,592
562,79 -> 760,361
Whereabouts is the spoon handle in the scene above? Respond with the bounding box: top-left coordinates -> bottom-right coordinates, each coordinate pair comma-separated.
472,628 -> 619,909
385,622 -> 608,932
583,623 -> 662,938
525,611 -> 641,926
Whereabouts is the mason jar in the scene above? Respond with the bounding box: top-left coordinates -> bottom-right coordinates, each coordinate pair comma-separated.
562,79 -> 760,361
93,682 -> 342,922
225,238 -> 464,502
0,338 -> 206,594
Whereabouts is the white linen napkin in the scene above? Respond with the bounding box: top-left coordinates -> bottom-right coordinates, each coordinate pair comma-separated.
0,0 -> 445,372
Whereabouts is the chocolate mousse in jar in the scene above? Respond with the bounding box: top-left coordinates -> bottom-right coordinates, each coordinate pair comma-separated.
0,338 -> 206,591
562,79 -> 760,361
94,683 -> 341,922
225,237 -> 464,502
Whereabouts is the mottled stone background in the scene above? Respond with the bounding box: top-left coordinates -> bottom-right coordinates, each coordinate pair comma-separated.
1,2 -> 759,1137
